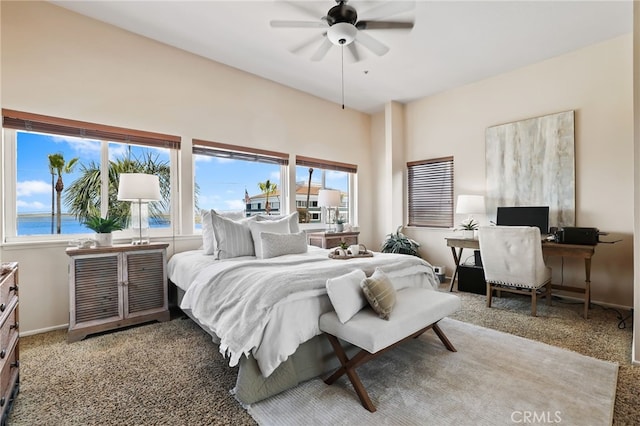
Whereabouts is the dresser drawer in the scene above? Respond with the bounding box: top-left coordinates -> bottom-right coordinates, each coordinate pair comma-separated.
0,272 -> 17,314
0,306 -> 18,359
0,344 -> 17,408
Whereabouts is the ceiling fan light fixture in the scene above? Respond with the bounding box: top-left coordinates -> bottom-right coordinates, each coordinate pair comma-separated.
327,22 -> 357,46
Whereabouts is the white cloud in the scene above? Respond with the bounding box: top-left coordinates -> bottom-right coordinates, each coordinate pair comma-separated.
108,143 -> 128,160
194,155 -> 213,163
51,135 -> 101,157
225,199 -> 246,210
269,171 -> 281,181
17,180 -> 50,197
326,170 -> 347,181
16,200 -> 46,210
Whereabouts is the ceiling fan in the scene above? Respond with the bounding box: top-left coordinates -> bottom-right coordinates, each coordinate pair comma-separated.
270,1 -> 415,62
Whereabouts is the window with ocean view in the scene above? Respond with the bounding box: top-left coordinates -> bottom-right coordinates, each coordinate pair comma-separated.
3,109 -> 180,241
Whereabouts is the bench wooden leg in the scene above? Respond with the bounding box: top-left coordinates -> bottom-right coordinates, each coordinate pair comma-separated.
323,321 -> 457,413
433,323 -> 457,352
324,334 -> 377,412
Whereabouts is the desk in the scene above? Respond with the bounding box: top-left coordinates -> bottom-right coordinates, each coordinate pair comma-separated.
445,237 -> 596,319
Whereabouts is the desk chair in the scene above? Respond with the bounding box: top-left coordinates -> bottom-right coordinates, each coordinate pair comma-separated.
478,226 -> 552,316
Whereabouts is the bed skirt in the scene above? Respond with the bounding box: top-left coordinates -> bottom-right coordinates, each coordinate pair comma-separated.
173,284 -> 357,405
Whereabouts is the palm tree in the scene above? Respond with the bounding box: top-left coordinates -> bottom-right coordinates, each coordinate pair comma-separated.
65,152 -> 173,225
48,161 -> 55,234
48,153 -> 78,234
258,179 -> 277,214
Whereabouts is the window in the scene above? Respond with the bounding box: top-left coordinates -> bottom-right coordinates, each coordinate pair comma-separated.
2,109 -> 179,240
407,156 -> 454,228
192,140 -> 288,230
295,156 -> 357,226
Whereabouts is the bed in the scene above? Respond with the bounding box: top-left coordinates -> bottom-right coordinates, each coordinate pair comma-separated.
167,211 -> 440,404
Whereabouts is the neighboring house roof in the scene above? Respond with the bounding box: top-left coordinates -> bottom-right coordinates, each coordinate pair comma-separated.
247,183 -> 343,201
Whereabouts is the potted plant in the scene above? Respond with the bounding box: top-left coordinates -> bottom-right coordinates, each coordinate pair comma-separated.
335,216 -> 345,232
380,226 -> 420,257
83,215 -> 124,247
457,217 -> 479,239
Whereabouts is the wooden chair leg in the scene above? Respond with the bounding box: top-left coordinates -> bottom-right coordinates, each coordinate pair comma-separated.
486,282 -> 492,308
546,282 -> 552,306
531,288 -> 537,316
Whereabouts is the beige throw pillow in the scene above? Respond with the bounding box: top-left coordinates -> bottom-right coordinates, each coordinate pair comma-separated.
360,268 -> 396,320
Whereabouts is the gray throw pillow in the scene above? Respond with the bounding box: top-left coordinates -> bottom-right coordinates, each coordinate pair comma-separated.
260,231 -> 308,259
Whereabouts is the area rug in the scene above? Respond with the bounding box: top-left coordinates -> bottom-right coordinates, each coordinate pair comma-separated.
247,318 -> 618,426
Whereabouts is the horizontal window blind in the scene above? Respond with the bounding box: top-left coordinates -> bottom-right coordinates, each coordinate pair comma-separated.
407,156 -> 454,228
296,155 -> 357,173
2,109 -> 180,149
192,139 -> 288,165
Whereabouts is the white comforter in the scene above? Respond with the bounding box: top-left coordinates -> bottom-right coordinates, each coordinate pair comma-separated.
175,248 -> 439,377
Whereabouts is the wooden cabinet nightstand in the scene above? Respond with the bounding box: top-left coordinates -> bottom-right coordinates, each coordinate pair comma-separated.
66,243 -> 170,343
0,263 -> 19,425
308,231 -> 359,249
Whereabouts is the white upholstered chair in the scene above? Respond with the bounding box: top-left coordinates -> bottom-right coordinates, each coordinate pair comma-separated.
478,226 -> 552,316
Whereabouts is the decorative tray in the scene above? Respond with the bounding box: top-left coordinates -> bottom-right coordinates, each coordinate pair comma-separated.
328,244 -> 373,259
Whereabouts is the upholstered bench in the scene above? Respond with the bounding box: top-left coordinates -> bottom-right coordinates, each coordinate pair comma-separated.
319,287 -> 461,412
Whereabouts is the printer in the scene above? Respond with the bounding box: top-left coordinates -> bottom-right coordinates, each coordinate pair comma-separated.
556,227 -> 600,245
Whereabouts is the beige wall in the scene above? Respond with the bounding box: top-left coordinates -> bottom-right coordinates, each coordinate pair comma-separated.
401,34 -> 634,308
0,1 -> 372,334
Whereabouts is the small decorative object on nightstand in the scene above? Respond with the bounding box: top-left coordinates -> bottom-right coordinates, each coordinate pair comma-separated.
66,243 -> 170,343
308,231 -> 359,249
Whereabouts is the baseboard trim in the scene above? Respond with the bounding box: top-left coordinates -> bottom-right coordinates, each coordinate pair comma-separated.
20,324 -> 68,337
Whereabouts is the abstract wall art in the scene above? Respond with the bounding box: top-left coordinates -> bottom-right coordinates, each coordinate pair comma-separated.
485,110 -> 575,228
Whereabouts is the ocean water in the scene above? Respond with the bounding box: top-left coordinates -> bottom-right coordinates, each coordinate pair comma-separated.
17,214 -> 170,236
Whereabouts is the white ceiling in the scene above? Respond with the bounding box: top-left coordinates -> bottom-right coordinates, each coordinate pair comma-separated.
51,1 -> 632,114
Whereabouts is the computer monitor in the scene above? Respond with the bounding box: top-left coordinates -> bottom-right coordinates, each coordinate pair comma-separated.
496,206 -> 550,234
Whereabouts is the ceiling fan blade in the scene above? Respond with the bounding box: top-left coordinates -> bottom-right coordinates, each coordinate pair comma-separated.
360,1 -> 415,21
356,20 -> 414,30
310,37 -> 333,61
270,20 -> 327,28
347,42 -> 360,62
290,34 -> 324,55
355,31 -> 389,56
279,1 -> 326,21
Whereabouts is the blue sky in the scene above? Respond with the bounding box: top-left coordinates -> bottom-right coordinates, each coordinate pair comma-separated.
16,131 -> 347,215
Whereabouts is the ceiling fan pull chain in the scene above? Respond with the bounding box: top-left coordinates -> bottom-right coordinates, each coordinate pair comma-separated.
341,43 -> 345,110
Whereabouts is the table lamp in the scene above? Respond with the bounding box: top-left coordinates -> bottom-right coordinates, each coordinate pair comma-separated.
318,189 -> 341,232
117,173 -> 161,245
456,195 -> 486,225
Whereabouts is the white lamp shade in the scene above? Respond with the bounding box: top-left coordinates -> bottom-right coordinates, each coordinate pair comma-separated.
117,173 -> 161,201
317,189 -> 341,207
456,195 -> 486,215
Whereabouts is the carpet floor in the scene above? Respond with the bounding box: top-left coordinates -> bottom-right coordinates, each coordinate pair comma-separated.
7,290 -> 639,425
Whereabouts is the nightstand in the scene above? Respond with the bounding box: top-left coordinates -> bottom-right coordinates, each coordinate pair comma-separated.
308,231 -> 359,249
66,242 -> 170,342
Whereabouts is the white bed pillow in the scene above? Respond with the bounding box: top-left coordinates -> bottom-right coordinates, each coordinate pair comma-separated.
326,269 -> 368,324
256,211 -> 300,233
249,219 -> 291,259
211,212 -> 257,259
201,209 -> 245,255
260,231 -> 308,259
